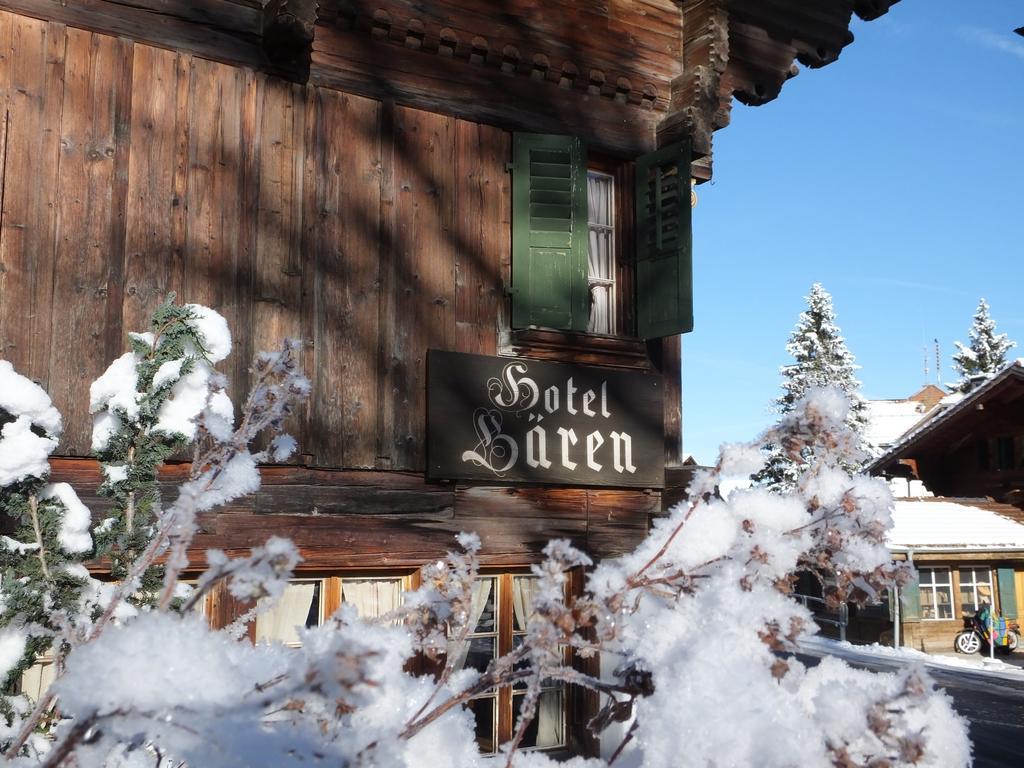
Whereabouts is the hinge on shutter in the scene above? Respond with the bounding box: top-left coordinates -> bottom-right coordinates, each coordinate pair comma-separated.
505,162 -> 514,172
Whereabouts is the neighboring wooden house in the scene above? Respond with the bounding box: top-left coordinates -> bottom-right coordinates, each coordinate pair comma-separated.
862,361 -> 1024,654
871,361 -> 1024,507
0,0 -> 900,755
879,498 -> 1024,653
865,383 -> 946,456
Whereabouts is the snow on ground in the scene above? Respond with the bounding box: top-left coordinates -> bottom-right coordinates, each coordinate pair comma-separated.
799,635 -> 1024,680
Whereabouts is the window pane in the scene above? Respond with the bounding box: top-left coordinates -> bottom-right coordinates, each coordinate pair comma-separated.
919,569 -> 934,585
587,172 -> 614,335
468,696 -> 496,754
464,636 -> 496,674
921,588 -> 936,619
472,577 -> 497,633
19,657 -> 56,703
341,577 -> 403,620
587,172 -> 612,227
513,689 -> 566,749
588,284 -> 612,334
255,581 -> 321,645
512,576 -> 538,633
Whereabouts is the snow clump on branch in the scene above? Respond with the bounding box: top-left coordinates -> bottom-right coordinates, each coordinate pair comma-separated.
0,303 -> 970,768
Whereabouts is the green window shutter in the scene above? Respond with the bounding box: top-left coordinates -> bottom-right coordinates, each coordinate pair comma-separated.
997,567 -> 1018,619
901,571 -> 921,622
511,133 -> 589,331
634,139 -> 693,340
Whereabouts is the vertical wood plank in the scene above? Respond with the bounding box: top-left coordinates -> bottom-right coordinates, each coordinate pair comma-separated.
253,77 -> 304,360
382,106 -> 456,471
49,30 -> 132,454
252,75 -> 307,455
296,83 -> 318,460
454,120 -> 509,356
662,335 -> 682,465
0,11 -> 13,110
184,57 -> 254,404
122,44 -> 189,337
0,17 -> 65,384
375,100 -> 396,471
312,89 -> 382,468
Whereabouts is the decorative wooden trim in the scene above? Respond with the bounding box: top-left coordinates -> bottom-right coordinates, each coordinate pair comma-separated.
320,3 -> 669,113
665,0 -> 901,178
263,0 -> 320,75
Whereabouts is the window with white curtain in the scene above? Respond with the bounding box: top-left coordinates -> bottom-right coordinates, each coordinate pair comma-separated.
447,573 -> 568,754
919,567 -> 954,620
511,575 -> 566,750
255,576 -> 407,647
340,576 -> 404,623
587,171 -> 615,335
255,580 -> 323,646
958,567 -> 993,616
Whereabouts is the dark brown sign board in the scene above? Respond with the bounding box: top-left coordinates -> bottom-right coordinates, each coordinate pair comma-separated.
427,350 -> 664,488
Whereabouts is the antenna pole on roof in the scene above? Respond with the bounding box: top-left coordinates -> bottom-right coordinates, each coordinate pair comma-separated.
923,345 -> 929,382
934,338 -> 941,385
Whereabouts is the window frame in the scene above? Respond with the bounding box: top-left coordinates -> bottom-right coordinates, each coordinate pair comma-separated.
585,168 -> 618,336
957,567 -> 993,617
214,570 -> 418,644
508,134 -> 692,344
918,567 -> 954,621
453,569 -> 576,755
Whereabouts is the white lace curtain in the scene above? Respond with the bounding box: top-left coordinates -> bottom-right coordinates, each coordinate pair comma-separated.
511,576 -> 537,631
587,173 -> 614,335
512,576 -> 563,748
341,578 -> 403,621
447,578 -> 494,671
255,582 -> 317,645
535,689 -> 564,748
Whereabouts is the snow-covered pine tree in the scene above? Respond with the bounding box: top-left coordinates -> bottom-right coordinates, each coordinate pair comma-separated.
950,298 -> 1016,393
755,283 -> 869,491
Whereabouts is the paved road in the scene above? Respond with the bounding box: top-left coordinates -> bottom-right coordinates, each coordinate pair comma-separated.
797,650 -> 1024,767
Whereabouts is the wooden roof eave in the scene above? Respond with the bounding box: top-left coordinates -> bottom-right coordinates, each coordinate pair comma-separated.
867,362 -> 1024,475
668,0 -> 902,182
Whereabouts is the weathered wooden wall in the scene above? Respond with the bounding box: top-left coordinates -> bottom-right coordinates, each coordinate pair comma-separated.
311,0 -> 682,156
0,10 -> 520,472
50,458 -> 654,566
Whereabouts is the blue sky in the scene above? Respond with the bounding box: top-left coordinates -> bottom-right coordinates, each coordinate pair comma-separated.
682,0 -> 1024,466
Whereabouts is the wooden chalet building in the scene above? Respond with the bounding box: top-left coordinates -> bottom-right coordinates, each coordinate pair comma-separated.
866,362 -> 1024,654
0,0 -> 899,755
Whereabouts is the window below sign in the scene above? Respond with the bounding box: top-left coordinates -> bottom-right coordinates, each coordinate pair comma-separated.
448,573 -> 570,754
254,575 -> 409,646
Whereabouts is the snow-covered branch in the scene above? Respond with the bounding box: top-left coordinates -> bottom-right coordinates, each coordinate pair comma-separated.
0,301 -> 970,768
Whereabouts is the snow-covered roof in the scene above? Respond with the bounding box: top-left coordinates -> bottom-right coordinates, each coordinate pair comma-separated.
868,359 -> 1024,472
864,399 -> 928,451
887,499 -> 1024,551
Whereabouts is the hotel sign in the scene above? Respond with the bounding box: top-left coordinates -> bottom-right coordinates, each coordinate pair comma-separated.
427,350 -> 663,488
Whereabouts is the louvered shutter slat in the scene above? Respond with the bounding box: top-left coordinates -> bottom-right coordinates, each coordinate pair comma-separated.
511,134 -> 589,331
634,139 -> 693,340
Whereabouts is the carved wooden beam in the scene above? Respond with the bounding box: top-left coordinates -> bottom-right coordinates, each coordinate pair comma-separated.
664,0 -> 900,181
658,0 -> 728,177
263,0 -> 319,72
